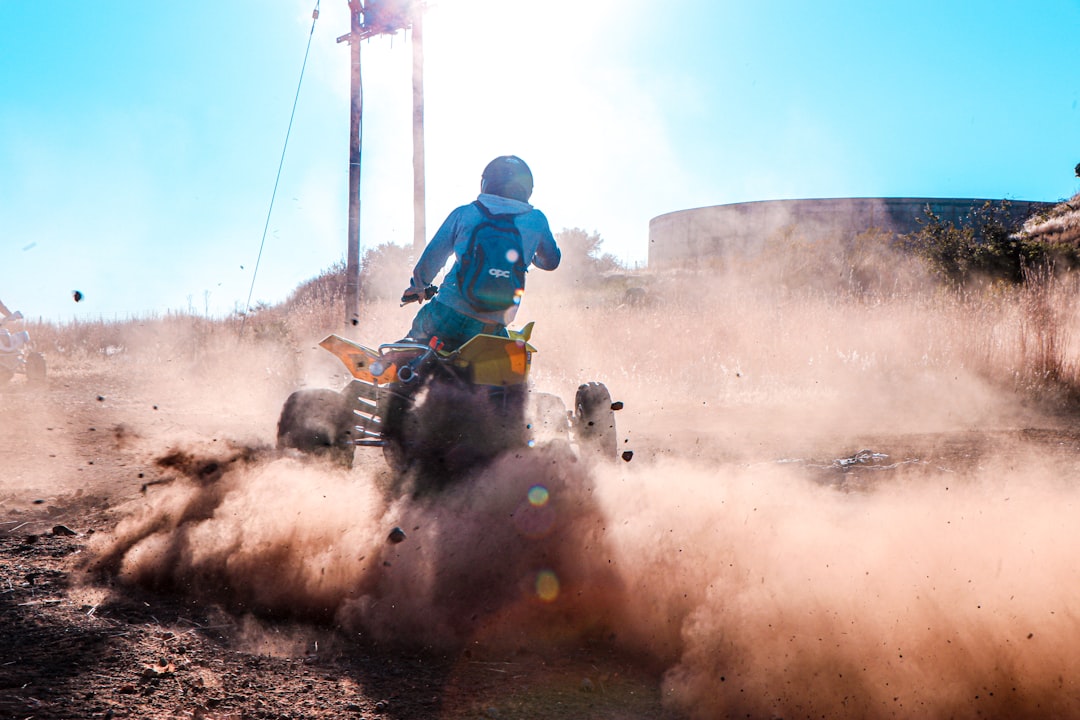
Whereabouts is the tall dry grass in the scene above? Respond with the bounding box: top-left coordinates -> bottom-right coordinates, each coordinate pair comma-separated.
523,240 -> 1080,454
19,240 -> 1080,443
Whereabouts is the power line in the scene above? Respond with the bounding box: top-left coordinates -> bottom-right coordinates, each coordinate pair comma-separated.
241,1 -> 321,335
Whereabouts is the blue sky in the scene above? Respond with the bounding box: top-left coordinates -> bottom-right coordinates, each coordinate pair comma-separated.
2,0 -> 1078,321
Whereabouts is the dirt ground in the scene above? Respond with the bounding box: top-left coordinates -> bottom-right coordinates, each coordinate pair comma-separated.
0,360 -> 686,720
6,352 -> 1080,720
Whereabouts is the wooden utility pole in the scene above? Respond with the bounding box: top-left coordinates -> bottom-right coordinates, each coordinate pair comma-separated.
343,2 -> 364,327
411,8 -> 426,256
338,0 -> 426,327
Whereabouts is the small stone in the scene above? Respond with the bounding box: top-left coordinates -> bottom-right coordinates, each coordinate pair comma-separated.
387,527 -> 406,544
580,677 -> 595,692
52,524 -> 77,536
621,450 -> 634,462
142,660 -> 175,677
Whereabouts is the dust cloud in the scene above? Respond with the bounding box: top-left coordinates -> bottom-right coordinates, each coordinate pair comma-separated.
85,252 -> 1080,719
88,440 -> 621,652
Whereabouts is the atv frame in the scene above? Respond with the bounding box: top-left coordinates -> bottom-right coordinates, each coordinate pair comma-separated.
277,322 -> 620,481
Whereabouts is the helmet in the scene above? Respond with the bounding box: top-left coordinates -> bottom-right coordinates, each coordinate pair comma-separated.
480,155 -> 534,202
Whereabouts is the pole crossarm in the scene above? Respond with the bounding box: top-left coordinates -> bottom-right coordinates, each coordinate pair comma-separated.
339,0 -> 419,43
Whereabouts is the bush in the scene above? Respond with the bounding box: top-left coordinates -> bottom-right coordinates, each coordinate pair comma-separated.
359,243 -> 415,302
550,228 -> 622,285
901,200 -> 1068,285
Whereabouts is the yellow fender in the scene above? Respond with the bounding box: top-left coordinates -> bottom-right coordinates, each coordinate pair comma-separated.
509,321 -> 535,344
455,326 -> 536,387
319,321 -> 538,387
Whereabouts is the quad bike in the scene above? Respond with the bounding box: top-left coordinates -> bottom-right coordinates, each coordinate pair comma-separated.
0,311 -> 46,385
276,293 -> 621,485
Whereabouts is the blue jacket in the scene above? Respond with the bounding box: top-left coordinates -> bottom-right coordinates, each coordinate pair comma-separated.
409,193 -> 561,323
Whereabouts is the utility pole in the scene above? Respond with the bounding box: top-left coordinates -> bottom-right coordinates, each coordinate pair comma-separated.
343,2 -> 364,327
337,0 -> 425,328
411,9 -> 426,256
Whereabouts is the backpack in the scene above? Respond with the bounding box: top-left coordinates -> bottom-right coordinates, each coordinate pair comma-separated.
456,201 -> 527,312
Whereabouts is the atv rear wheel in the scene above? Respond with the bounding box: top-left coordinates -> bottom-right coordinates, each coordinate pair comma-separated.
573,382 -> 617,458
277,388 -> 356,467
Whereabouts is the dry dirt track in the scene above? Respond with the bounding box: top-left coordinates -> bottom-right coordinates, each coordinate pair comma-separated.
0,364 -> 682,720
7,358 -> 1080,720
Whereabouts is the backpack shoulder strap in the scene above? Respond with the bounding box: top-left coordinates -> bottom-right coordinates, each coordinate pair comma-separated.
473,200 -> 516,220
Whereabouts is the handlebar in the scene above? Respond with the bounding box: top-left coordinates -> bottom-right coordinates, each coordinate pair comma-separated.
400,284 -> 438,306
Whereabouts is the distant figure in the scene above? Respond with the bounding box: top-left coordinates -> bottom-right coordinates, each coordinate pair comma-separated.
1075,161 -> 1080,179
401,155 -> 561,350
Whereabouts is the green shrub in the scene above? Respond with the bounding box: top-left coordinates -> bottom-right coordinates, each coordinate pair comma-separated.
902,200 -> 1077,285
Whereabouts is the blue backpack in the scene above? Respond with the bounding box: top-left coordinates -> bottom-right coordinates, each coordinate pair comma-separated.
457,201 -> 527,312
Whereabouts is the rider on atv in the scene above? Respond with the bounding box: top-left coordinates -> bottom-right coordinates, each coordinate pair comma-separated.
277,157 -> 620,477
401,155 -> 561,350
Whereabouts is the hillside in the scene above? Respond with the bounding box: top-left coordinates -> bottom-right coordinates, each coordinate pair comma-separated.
1022,191 -> 1080,245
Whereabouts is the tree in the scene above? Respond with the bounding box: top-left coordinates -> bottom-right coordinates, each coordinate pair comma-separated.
359,242 -> 414,301
555,228 -> 621,280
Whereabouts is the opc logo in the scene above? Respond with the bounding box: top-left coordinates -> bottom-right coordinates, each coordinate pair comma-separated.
488,268 -> 511,278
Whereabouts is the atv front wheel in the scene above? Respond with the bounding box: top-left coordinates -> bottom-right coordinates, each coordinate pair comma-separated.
573,382 -> 617,458
277,388 -> 356,467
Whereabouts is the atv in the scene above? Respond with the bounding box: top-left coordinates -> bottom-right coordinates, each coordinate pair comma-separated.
276,305 -> 620,486
0,311 -> 46,385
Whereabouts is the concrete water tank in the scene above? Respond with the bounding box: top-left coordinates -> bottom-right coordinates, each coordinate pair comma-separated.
648,197 -> 1054,269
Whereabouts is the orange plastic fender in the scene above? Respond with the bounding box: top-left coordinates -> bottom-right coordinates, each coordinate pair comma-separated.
318,334 -> 397,383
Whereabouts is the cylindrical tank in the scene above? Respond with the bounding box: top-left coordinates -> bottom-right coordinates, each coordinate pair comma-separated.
648,197 -> 1055,268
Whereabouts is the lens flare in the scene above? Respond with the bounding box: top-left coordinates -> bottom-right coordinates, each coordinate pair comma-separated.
514,486 -> 557,538
528,485 -> 549,506
535,570 -> 560,602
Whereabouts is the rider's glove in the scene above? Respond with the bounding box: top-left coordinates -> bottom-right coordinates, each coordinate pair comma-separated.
401,285 -> 426,305
401,284 -> 437,305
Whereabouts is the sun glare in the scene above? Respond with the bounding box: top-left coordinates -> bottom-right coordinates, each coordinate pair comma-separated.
429,0 -> 617,73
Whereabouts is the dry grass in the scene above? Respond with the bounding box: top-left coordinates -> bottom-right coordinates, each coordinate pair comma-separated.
523,243 -> 1080,455
17,238 -> 1080,446
563,258 -> 1075,393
